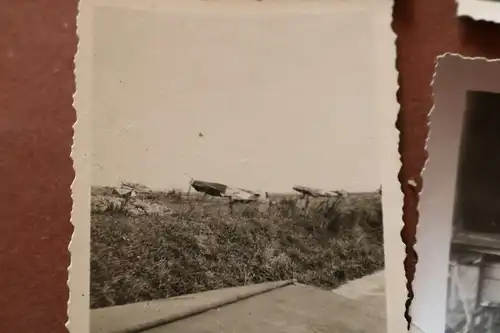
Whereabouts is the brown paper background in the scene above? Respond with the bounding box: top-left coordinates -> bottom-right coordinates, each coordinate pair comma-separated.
1,0 -> 500,332
392,0 -> 500,326
0,2 -> 77,332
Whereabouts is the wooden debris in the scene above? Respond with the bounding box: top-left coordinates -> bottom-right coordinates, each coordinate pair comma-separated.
293,185 -> 335,198
190,180 -> 228,197
113,187 -> 137,198
113,182 -> 152,198
189,179 -> 260,202
120,181 -> 152,193
226,187 -> 261,202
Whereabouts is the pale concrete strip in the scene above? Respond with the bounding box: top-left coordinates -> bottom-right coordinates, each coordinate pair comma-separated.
332,270 -> 386,300
331,270 -> 387,320
146,283 -> 386,333
90,280 -> 296,333
409,323 -> 425,333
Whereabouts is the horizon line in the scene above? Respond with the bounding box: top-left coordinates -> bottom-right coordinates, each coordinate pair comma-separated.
90,184 -> 380,196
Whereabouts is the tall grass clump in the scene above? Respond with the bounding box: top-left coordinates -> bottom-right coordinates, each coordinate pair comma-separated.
90,190 -> 384,309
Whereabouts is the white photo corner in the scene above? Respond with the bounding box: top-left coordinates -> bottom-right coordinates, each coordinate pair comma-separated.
72,1 -> 403,333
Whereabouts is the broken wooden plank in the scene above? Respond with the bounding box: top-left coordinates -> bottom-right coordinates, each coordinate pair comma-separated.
190,180 -> 228,197
189,179 -> 261,203
292,185 -> 342,198
293,186 -> 327,198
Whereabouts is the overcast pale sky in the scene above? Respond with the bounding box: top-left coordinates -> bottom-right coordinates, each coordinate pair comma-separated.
91,3 -> 380,193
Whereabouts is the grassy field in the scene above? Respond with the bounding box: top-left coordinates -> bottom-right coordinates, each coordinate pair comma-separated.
90,188 -> 384,309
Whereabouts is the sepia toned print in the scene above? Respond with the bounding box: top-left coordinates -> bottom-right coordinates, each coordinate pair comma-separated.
73,0 -> 401,332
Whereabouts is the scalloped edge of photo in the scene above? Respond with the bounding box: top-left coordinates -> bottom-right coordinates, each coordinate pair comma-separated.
457,0 -> 500,24
71,1 -> 404,332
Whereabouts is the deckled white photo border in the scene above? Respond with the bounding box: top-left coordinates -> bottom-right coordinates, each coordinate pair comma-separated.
457,0 -> 500,23
373,1 -> 406,332
69,0 -> 93,332
72,1 -> 403,332
410,54 -> 500,333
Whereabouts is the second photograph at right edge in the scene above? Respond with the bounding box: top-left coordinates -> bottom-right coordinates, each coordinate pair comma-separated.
411,55 -> 500,333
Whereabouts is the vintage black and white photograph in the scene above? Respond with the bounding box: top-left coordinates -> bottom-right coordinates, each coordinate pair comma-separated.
444,90 -> 500,333
409,55 -> 500,333
80,1 -> 398,332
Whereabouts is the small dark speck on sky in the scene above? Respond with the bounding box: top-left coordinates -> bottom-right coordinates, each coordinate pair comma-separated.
198,132 -> 204,137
